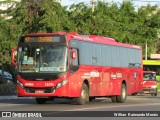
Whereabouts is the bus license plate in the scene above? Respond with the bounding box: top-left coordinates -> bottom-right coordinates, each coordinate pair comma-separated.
35,90 -> 44,94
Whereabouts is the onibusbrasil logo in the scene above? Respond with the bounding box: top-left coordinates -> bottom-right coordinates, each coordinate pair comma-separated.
1,112 -> 42,117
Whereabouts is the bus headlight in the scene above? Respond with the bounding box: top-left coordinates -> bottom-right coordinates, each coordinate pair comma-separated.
151,86 -> 157,89
56,79 -> 68,89
17,80 -> 24,88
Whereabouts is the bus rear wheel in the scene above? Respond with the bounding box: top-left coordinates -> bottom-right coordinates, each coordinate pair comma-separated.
111,96 -> 117,103
75,83 -> 89,105
117,84 -> 127,103
111,84 -> 127,103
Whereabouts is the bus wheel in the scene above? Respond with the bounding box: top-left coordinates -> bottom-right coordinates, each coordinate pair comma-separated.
36,98 -> 47,104
116,84 -> 127,103
75,83 -> 89,105
111,96 -> 117,103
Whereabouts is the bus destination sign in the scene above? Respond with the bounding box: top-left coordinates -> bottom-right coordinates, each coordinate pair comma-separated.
24,36 -> 61,43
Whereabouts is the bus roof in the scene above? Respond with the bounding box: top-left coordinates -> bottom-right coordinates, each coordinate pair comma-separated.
68,32 -> 141,49
23,32 -> 141,50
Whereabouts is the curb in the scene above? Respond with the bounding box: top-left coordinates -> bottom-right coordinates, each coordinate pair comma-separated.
0,96 -> 34,100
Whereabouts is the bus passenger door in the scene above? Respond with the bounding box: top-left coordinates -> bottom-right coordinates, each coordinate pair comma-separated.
69,48 -> 81,97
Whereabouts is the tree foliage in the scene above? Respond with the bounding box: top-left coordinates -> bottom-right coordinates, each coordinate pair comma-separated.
0,0 -> 160,67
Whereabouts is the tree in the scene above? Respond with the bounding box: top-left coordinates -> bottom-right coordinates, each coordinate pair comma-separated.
137,5 -> 160,56
68,2 -> 93,34
0,0 -> 160,67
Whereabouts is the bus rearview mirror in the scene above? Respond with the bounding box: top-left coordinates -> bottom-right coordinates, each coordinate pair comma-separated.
72,49 -> 77,60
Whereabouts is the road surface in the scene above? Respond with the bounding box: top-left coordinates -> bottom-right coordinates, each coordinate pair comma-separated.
0,93 -> 160,113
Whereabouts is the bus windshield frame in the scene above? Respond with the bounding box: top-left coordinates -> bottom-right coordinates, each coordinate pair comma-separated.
17,42 -> 68,73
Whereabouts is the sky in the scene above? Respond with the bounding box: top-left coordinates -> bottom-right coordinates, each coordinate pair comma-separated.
61,0 -> 160,8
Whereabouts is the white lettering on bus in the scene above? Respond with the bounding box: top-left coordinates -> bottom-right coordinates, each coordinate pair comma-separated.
45,83 -> 54,87
90,71 -> 100,77
25,83 -> 34,86
81,72 -> 91,79
111,73 -> 122,79
116,73 -> 122,78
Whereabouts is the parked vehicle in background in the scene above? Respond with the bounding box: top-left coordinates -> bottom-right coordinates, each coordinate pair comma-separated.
143,71 -> 158,96
0,70 -> 14,84
143,60 -> 160,90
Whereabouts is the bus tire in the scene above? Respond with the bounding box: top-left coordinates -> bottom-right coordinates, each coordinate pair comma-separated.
75,83 -> 89,105
36,98 -> 47,104
111,96 -> 117,103
116,84 -> 127,103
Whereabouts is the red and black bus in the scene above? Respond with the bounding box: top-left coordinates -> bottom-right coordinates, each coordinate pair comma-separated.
12,32 -> 143,104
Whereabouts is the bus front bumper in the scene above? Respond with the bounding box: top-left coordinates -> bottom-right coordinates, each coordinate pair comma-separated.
17,82 -> 69,97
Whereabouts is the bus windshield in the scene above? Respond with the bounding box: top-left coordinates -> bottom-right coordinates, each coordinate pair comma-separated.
18,44 -> 67,73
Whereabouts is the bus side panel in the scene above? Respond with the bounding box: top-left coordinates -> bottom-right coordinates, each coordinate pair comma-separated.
68,73 -> 81,97
100,67 -> 110,96
68,67 -> 143,97
108,68 -> 126,96
109,68 -> 143,96
135,69 -> 143,93
111,80 -> 122,95
127,69 -> 135,94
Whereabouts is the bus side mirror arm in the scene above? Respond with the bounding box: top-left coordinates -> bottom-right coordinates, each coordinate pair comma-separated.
12,46 -> 18,66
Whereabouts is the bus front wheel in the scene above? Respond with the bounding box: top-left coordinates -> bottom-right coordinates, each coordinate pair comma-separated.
111,84 -> 127,103
75,83 -> 89,105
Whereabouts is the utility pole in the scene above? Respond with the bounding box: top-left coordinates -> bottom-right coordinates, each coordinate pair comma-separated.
92,0 -> 95,13
145,41 -> 147,60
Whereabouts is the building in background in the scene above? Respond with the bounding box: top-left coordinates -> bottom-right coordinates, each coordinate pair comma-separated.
0,0 -> 20,10
0,0 -> 61,18
0,0 -> 61,10
0,0 -> 21,19
55,0 -> 61,3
